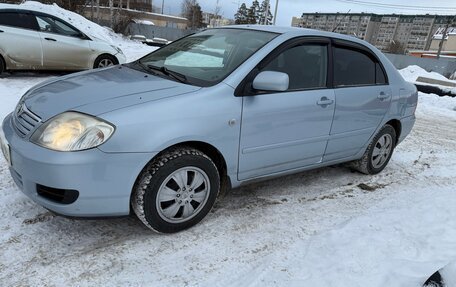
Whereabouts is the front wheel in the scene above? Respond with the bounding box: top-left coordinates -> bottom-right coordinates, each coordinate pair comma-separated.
0,56 -> 5,74
131,147 -> 220,233
93,54 -> 117,69
350,124 -> 396,175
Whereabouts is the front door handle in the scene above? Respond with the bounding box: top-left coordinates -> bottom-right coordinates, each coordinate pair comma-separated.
378,91 -> 390,100
0,30 -> 4,33
317,97 -> 334,107
45,37 -> 57,41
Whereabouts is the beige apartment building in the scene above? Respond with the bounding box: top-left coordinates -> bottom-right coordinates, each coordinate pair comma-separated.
430,27 -> 456,51
292,13 -> 453,53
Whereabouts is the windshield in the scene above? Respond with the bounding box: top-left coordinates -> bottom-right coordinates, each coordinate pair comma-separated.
137,29 -> 278,87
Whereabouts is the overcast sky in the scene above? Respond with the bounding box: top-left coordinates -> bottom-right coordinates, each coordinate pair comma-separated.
161,0 -> 456,26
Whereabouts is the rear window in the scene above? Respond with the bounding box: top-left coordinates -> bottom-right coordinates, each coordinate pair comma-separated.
0,12 -> 38,30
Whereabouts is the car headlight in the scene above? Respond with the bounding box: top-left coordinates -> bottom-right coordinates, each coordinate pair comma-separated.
30,112 -> 115,151
110,45 -> 123,54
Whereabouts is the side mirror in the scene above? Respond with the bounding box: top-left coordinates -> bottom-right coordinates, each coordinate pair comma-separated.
252,71 -> 289,92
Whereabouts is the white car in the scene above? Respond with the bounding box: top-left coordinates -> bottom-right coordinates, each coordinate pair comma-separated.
0,7 -> 126,74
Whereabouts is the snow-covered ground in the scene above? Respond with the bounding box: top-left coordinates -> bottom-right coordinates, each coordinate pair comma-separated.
1,3 -> 456,285
1,75 -> 456,286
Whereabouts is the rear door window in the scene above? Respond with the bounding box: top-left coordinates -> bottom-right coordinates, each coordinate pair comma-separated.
0,12 -> 38,30
333,46 -> 387,87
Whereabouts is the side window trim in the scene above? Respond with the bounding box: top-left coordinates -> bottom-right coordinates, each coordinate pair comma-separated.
234,36 -> 332,97
0,11 -> 39,31
330,39 -> 389,88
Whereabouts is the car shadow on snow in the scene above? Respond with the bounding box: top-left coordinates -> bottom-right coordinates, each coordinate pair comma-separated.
18,163 -> 391,245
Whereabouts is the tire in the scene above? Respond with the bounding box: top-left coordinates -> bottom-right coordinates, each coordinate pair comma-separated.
131,147 -> 220,233
350,124 -> 396,175
93,54 -> 117,69
0,56 -> 5,74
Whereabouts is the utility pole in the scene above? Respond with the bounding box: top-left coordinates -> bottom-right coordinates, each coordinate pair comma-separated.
161,0 -> 164,14
273,0 -> 279,25
437,16 -> 454,59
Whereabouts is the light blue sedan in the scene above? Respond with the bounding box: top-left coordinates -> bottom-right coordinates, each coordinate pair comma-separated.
0,26 -> 417,233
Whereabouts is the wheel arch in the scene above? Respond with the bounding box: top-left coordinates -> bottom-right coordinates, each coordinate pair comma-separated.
130,140 -> 231,206
385,119 -> 401,144
0,52 -> 6,71
93,53 -> 119,68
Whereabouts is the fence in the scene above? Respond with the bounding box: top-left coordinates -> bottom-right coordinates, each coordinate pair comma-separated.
385,53 -> 456,78
127,23 -> 197,41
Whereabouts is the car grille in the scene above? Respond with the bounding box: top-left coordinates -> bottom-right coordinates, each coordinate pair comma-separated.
13,104 -> 41,137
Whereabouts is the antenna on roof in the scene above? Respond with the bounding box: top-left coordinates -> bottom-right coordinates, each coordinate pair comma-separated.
332,9 -> 351,32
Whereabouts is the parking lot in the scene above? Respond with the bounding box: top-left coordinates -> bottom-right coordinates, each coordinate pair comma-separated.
1,75 -> 456,285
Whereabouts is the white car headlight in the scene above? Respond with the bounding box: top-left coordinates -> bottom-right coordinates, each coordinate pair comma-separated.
31,112 -> 115,151
110,45 -> 124,54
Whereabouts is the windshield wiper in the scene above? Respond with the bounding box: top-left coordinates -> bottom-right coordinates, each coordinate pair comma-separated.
146,64 -> 188,84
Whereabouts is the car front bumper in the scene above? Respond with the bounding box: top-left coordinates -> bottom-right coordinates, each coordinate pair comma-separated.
2,113 -> 156,217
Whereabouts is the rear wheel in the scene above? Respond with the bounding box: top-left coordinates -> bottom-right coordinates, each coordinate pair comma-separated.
350,124 -> 396,175
131,147 -> 220,233
93,54 -> 117,69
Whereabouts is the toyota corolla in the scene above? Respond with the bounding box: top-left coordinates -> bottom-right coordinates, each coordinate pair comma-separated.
0,26 -> 417,233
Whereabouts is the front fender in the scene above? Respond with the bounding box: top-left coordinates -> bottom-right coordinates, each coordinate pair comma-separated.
97,83 -> 242,176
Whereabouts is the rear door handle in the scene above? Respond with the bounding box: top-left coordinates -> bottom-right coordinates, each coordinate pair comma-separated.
317,97 -> 334,107
0,30 -> 4,33
378,91 -> 390,100
45,37 -> 56,41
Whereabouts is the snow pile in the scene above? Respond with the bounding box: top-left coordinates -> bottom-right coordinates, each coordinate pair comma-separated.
0,1 -> 156,62
10,1 -> 117,43
418,93 -> 456,113
399,65 -> 456,95
398,65 -> 452,83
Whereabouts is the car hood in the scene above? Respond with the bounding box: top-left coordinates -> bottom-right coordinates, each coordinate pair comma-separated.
23,66 -> 201,121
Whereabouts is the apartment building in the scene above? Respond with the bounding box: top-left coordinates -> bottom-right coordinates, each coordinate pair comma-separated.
292,13 -> 453,53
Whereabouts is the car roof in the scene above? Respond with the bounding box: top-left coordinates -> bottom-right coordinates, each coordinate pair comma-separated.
0,6 -> 51,17
216,25 -> 380,52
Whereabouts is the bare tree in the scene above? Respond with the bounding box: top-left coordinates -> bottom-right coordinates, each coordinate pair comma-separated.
211,0 -> 222,27
181,0 -> 204,29
96,0 -> 100,22
387,41 -> 406,54
109,0 -> 113,27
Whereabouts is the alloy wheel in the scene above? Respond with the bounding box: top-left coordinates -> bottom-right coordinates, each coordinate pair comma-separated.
156,167 -> 210,223
371,134 -> 393,169
98,58 -> 114,68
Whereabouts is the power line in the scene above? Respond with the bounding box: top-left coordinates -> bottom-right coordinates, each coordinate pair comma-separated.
335,0 -> 456,11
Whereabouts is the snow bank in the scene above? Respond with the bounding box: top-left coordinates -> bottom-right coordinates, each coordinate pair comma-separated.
18,1 -> 118,43
398,65 -> 452,83
418,93 -> 456,113
399,65 -> 456,95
